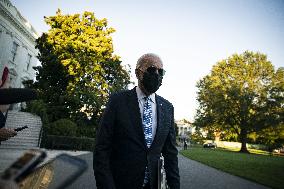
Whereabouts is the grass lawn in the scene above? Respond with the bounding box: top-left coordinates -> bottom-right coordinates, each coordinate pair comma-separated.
180,147 -> 284,189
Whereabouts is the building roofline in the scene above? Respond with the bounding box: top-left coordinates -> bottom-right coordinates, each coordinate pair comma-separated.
0,0 -> 39,44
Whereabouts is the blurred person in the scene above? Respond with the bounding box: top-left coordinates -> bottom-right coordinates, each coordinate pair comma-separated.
183,140 -> 187,150
0,67 -> 37,189
0,67 -> 16,143
94,53 -> 180,189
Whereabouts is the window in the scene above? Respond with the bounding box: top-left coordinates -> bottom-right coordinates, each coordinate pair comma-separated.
11,42 -> 19,62
26,54 -> 32,70
9,72 -> 17,88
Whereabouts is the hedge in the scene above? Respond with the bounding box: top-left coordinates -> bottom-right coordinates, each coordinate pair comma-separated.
47,119 -> 77,137
43,135 -> 95,151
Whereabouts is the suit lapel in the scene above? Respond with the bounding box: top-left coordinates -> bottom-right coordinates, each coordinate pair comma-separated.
127,87 -> 147,149
127,88 -> 167,150
151,95 -> 165,149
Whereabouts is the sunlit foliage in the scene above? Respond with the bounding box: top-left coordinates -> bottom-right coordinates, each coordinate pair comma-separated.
25,10 -> 131,127
194,51 -> 284,153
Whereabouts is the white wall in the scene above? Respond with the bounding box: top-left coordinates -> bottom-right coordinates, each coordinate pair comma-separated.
0,0 -> 39,109
0,0 -> 38,88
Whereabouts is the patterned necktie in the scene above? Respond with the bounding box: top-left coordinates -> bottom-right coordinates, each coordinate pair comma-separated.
143,97 -> 153,148
143,97 -> 153,185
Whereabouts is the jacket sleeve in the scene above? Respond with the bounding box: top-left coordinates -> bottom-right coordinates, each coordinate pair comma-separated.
93,95 -> 116,189
162,105 -> 180,189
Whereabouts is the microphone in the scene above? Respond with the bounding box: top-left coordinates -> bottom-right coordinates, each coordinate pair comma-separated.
0,88 -> 37,105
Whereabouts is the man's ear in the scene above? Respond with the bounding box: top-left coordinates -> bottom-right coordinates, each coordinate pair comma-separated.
135,68 -> 139,78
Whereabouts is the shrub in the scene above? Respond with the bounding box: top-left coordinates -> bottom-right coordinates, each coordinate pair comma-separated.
77,126 -> 96,138
43,135 -> 95,151
23,99 -> 49,124
47,118 -> 77,137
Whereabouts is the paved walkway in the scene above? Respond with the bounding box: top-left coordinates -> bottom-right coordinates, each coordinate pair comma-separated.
178,153 -> 270,189
0,149 -> 270,189
67,152 -> 270,189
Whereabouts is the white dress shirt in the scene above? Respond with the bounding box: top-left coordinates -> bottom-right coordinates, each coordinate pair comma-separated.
136,86 -> 157,139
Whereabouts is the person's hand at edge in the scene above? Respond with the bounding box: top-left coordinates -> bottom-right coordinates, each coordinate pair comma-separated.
0,128 -> 17,142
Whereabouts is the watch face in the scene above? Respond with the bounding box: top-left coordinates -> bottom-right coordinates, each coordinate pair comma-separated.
1,67 -> 9,88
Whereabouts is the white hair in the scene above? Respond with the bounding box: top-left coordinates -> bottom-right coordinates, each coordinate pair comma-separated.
136,53 -> 163,69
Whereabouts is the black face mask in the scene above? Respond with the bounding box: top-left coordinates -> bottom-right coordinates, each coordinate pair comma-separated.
142,72 -> 163,94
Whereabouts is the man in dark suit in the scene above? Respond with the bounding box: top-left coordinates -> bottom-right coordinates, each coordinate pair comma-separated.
94,53 -> 180,189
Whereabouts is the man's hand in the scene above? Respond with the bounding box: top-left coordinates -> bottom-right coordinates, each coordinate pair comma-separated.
0,128 -> 17,142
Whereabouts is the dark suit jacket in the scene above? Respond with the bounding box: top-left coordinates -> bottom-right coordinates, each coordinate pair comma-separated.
93,87 -> 180,189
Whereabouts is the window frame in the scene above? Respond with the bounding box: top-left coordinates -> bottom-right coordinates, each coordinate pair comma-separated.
11,41 -> 19,62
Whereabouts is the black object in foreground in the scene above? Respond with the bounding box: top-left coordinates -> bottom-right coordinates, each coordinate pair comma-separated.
1,149 -> 46,183
43,154 -> 88,189
0,88 -> 37,105
14,125 -> 28,132
1,150 -> 87,189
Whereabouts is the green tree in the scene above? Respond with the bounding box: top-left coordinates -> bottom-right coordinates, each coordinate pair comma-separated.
256,124 -> 284,152
25,10 -> 131,126
194,51 -> 284,153
190,127 -> 205,144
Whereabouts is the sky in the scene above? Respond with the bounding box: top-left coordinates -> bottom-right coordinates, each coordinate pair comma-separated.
10,0 -> 284,121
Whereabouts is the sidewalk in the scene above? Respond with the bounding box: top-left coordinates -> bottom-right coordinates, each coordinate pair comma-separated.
178,152 -> 270,189
0,148 -> 271,189
66,152 -> 271,189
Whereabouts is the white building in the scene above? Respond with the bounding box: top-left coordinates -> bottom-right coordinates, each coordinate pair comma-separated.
175,119 -> 194,137
0,0 -> 39,90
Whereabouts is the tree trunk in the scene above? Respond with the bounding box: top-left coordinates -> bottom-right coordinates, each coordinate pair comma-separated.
239,127 -> 249,153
